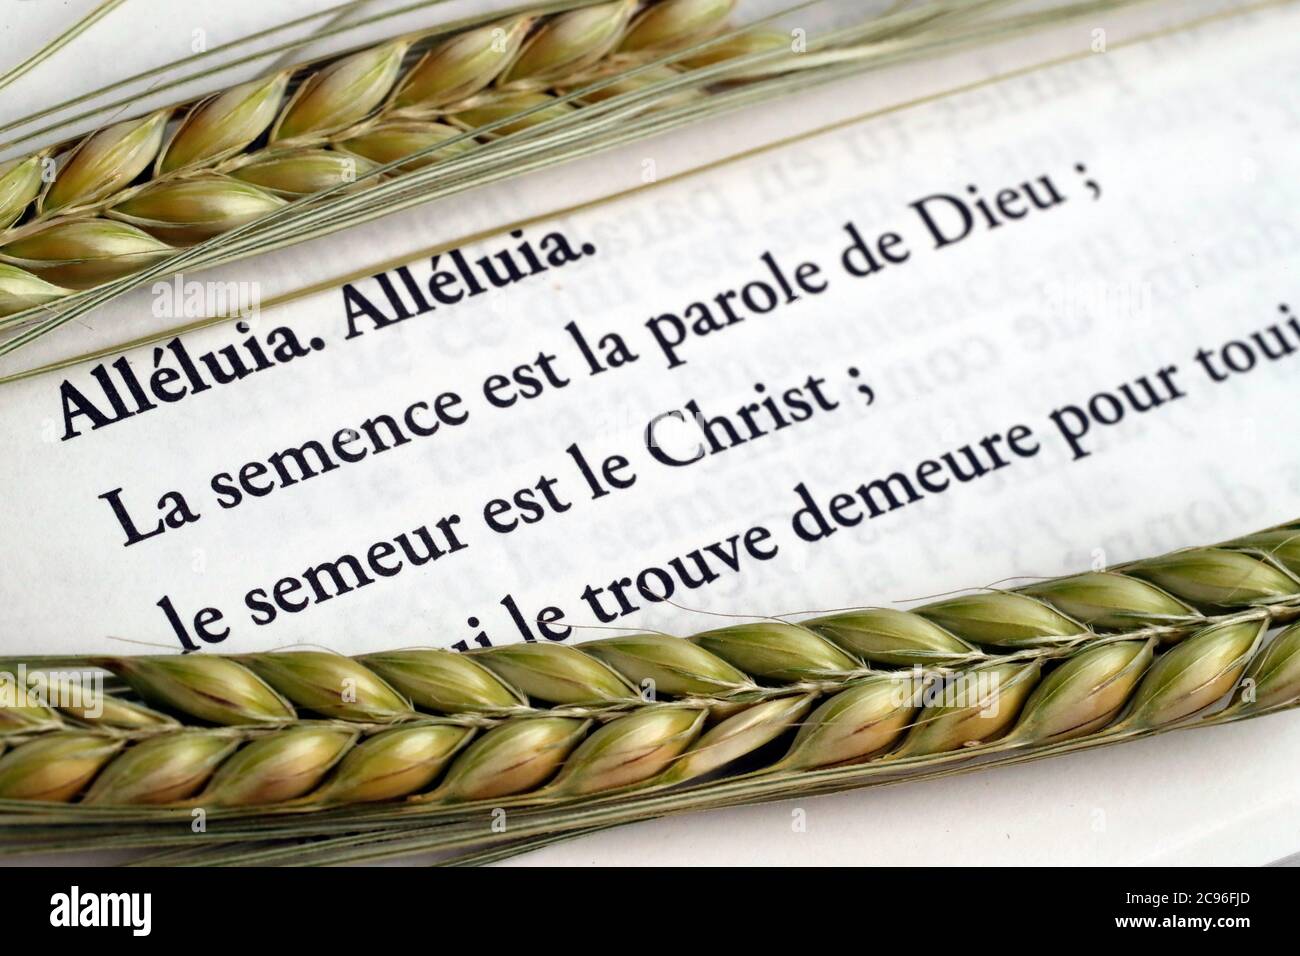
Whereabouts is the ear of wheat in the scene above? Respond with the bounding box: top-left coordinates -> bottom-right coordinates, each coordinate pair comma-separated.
0,0 -> 783,315
3,523 -> 1299,864
0,0 -> 1153,370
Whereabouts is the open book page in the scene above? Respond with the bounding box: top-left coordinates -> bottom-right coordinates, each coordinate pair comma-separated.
1,0 -> 1297,864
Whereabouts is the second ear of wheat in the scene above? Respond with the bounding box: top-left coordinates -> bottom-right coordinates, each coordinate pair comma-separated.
0,1 -> 794,318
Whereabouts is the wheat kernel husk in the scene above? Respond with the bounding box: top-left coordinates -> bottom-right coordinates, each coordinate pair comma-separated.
580,632 -> 755,697
273,40 -> 410,142
0,733 -> 124,802
272,40 -> 410,143
158,72 -> 290,174
620,0 -> 736,52
230,149 -> 376,197
1022,572 -> 1201,630
240,651 -> 412,722
21,672 -> 176,729
691,621 -> 860,681
392,18 -> 532,112
777,677 -> 915,770
1004,639 -> 1153,743
0,156 -> 44,229
336,122 -> 474,172
447,90 -> 575,136
916,591 -> 1086,647
890,660 -> 1042,758
1113,617 -> 1265,729
501,1 -> 637,87
666,694 -> 813,782
1226,529 -> 1300,574
473,643 -> 637,705
82,731 -> 239,805
40,110 -> 170,215
543,704 -> 704,796
423,716 -> 590,802
359,648 -> 526,713
200,727 -> 357,807
805,607 -> 980,666
0,218 -> 172,289
0,692 -> 62,735
0,262 -> 71,316
108,175 -> 285,245
1227,620 -> 1300,713
108,655 -> 294,726
1127,548 -> 1300,608
313,724 -> 473,803
62,694 -> 177,729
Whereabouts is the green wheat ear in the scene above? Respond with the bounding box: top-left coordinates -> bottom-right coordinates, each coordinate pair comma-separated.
0,0 -> 745,311
0,0 -> 1132,372
2,519 -> 1300,867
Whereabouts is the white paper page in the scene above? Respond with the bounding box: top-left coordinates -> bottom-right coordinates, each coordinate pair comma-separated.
1,0 -> 1298,865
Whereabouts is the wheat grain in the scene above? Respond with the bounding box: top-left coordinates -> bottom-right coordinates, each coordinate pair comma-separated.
797,607 -> 983,666
661,693 -> 813,781
228,149 -> 377,197
772,679 -> 911,770
675,28 -> 789,68
1019,570 -> 1198,629
622,0 -> 736,51
0,157 -> 45,229
1225,617 -> 1300,713
38,111 -> 170,216
895,659 -> 1044,759
0,0 -> 761,316
529,704 -> 704,798
1000,639 -> 1153,743
156,74 -> 293,174
334,121 -> 475,170
473,641 -> 639,704
312,724 -> 472,804
239,652 -> 411,722
358,648 -> 527,713
107,175 -> 288,246
0,695 -> 62,735
0,219 -> 172,289
578,632 -> 755,696
1125,548 -> 1300,607
20,672 -> 176,730
0,263 -> 69,315
107,655 -> 295,725
0,733 -> 124,802
81,731 -> 239,805
500,2 -> 638,85
422,717 -> 591,803
1108,617 -> 1266,731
